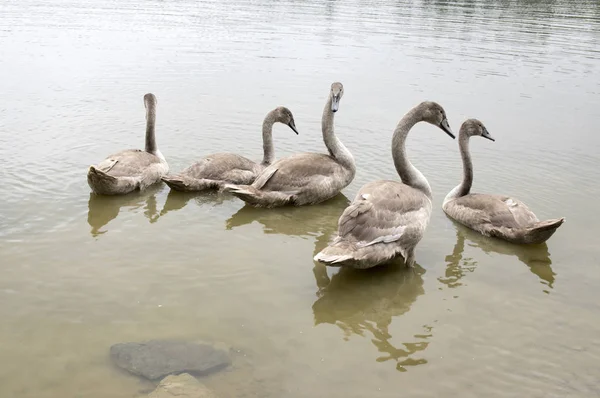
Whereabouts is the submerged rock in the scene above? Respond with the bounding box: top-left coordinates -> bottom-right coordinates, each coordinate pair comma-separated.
110,340 -> 231,380
148,373 -> 218,398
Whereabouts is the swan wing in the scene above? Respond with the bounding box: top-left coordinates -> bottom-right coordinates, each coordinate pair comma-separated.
338,180 -> 431,246
181,153 -> 257,182
251,153 -> 343,192
450,193 -> 539,228
95,149 -> 162,177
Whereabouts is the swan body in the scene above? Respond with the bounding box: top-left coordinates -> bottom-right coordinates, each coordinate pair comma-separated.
224,82 -> 355,208
315,101 -> 455,269
442,119 -> 564,244
162,107 -> 298,192
87,93 -> 168,195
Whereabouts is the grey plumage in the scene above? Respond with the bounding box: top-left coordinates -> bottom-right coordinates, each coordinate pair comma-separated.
442,119 -> 564,244
224,82 -> 355,208
162,107 -> 298,192
315,101 -> 455,269
87,93 -> 168,195
163,153 -> 261,192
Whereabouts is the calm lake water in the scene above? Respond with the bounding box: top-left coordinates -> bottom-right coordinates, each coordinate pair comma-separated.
1,0 -> 600,397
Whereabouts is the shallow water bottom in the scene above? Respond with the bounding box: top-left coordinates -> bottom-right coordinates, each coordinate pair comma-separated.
1,194 -> 599,398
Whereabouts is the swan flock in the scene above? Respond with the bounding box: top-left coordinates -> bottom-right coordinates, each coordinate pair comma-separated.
87,83 -> 564,269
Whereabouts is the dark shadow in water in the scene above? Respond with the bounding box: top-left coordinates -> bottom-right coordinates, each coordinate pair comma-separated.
158,189 -> 236,218
441,221 -> 556,293
312,261 -> 430,372
87,184 -> 163,237
225,193 -> 350,238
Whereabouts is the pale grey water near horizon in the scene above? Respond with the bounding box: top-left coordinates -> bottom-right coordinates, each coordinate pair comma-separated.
1,0 -> 600,397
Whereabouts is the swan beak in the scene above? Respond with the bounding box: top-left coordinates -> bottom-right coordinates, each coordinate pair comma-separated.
440,118 -> 455,138
331,95 -> 340,113
288,120 -> 299,135
482,127 -> 495,141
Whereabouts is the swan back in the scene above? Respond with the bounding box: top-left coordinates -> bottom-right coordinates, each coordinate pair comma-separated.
338,181 -> 432,245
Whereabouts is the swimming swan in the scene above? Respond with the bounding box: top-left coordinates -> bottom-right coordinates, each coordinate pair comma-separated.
224,82 -> 355,208
87,93 -> 168,195
442,118 -> 564,244
314,101 -> 455,269
162,107 -> 298,192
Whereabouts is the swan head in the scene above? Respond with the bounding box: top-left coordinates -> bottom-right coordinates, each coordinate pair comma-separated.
460,119 -> 495,141
330,82 -> 344,112
273,106 -> 299,135
144,93 -> 157,108
419,101 -> 455,139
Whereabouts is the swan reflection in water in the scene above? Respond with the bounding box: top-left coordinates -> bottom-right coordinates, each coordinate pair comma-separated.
312,261 -> 431,372
228,193 -> 368,308
225,193 -> 350,238
442,222 -> 556,293
159,189 -> 236,218
87,183 -> 164,237
310,196 -> 430,370
227,194 -> 350,291
226,192 -> 438,371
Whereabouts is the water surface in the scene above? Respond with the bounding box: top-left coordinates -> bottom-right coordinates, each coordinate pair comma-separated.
1,0 -> 600,397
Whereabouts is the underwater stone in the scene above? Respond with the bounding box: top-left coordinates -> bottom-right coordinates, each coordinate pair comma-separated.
110,340 -> 231,380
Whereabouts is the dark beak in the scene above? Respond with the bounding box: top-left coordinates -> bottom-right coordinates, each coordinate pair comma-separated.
288,120 -> 299,135
482,126 -> 495,142
331,95 -> 340,113
440,118 -> 455,139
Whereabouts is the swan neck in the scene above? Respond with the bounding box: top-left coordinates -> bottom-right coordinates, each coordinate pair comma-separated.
261,112 -> 276,166
321,96 -> 355,171
444,133 -> 473,205
458,134 -> 473,196
392,107 -> 432,198
145,102 -> 158,154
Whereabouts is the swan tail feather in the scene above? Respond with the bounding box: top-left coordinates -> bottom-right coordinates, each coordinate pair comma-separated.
162,175 -> 221,192
223,184 -> 292,208
314,238 -> 402,269
314,239 -> 356,265
87,166 -> 138,195
521,217 -> 565,244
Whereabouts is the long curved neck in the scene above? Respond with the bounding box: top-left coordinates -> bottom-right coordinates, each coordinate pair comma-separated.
322,96 -> 355,171
392,107 -> 432,198
145,103 -> 157,154
261,112 -> 276,166
444,133 -> 473,204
